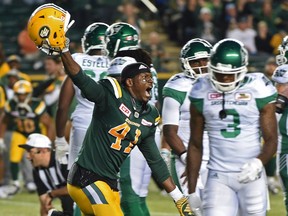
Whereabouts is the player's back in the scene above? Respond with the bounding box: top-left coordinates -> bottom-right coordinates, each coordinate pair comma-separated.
71,53 -> 109,128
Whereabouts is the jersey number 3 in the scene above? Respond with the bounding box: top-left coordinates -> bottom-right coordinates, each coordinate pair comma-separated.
109,122 -> 141,153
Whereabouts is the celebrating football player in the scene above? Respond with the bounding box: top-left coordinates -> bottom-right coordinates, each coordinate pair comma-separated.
27,3 -> 194,216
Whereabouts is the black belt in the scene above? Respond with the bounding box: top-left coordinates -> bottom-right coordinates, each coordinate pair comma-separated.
67,163 -> 118,191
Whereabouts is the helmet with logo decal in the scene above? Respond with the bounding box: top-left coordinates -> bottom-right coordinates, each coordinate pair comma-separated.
13,80 -> 33,106
27,3 -> 74,54
276,36 -> 288,66
81,22 -> 109,54
209,38 -> 248,93
180,38 -> 212,78
104,22 -> 140,58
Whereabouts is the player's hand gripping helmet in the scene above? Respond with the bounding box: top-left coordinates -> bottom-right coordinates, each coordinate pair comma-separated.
27,3 -> 74,55
208,38 -> 248,93
180,38 -> 212,78
13,80 -> 33,107
81,22 -> 109,54
276,36 -> 288,66
104,22 -> 140,58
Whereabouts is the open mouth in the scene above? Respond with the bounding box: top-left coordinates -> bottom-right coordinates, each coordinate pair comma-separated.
146,87 -> 152,98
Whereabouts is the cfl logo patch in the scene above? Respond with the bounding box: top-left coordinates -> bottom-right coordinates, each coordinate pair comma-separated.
119,103 -> 131,117
39,26 -> 50,38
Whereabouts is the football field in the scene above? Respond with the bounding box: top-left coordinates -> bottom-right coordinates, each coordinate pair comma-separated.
0,180 -> 285,215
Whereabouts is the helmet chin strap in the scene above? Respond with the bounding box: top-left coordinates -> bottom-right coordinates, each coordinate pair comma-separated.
219,92 -> 227,120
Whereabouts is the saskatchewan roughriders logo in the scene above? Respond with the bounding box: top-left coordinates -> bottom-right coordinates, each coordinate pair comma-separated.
39,26 -> 50,38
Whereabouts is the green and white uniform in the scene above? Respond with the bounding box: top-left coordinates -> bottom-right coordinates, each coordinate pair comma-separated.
162,73 -> 209,195
70,70 -> 169,184
189,73 -> 277,216
68,53 -> 109,169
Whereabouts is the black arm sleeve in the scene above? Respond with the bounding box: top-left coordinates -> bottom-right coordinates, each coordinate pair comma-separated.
70,69 -> 106,103
32,78 -> 55,97
138,131 -> 170,183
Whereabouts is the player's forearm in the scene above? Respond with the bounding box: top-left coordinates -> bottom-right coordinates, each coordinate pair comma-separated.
163,128 -> 186,156
60,51 -> 81,76
55,107 -> 69,137
187,142 -> 202,194
259,103 -> 278,164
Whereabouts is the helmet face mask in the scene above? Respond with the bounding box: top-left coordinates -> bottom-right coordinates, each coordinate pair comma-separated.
209,39 -> 248,93
276,36 -> 288,66
104,22 -> 140,58
27,3 -> 74,55
81,22 -> 109,54
180,38 -> 212,79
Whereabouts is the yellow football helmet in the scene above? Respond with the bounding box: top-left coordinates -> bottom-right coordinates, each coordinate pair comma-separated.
27,3 -> 74,55
13,80 -> 33,95
13,80 -> 33,106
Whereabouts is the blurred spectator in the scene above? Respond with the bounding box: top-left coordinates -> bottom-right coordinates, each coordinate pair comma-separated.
221,2 -> 238,39
181,0 -> 200,45
17,21 -> 40,61
117,1 -> 145,33
227,15 -> 257,54
254,0 -> 279,35
196,7 -> 218,44
275,0 -> 288,32
255,21 -> 273,55
270,29 -> 287,55
6,55 -> 31,82
0,43 -> 10,80
264,57 -> 278,80
142,31 -> 167,72
236,0 -> 255,29
42,56 -> 65,118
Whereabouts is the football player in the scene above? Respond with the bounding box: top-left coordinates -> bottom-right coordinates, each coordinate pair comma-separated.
161,38 -> 212,198
187,38 -> 278,216
54,22 -> 109,167
27,4 -> 194,216
0,80 -> 55,196
104,22 -> 162,216
271,36 -> 288,215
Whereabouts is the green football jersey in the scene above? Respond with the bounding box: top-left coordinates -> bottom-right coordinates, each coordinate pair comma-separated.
4,98 -> 46,137
71,71 -> 169,182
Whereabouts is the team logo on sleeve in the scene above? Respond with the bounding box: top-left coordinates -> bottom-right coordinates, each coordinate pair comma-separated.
235,93 -> 251,101
119,103 -> 131,117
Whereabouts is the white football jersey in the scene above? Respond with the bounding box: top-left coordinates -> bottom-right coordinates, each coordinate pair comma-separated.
71,53 -> 109,128
162,73 -> 209,161
189,73 -> 277,172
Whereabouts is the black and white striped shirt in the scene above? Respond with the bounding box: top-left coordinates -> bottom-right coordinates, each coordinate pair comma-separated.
33,151 -> 68,196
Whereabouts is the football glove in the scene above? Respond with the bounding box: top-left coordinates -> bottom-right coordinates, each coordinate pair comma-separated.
237,158 -> 263,183
188,193 -> 202,216
175,196 -> 195,216
179,151 -> 187,165
55,136 -> 69,164
0,138 -> 6,154
160,148 -> 171,172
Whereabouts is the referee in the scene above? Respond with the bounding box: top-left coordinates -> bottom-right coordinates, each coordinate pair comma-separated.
19,133 -> 73,216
